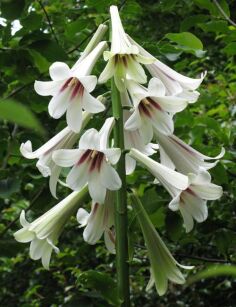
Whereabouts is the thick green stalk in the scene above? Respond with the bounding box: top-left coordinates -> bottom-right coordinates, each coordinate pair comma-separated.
111,79 -> 130,307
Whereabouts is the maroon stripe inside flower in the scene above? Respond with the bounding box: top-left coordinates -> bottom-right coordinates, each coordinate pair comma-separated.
147,97 -> 162,111
77,150 -> 91,165
60,77 -> 73,92
139,102 -> 152,118
170,136 -> 195,155
70,80 -> 84,100
185,188 -> 197,196
89,152 -> 104,172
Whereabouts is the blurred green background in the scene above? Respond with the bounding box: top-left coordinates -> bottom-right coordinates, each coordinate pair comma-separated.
0,0 -> 235,306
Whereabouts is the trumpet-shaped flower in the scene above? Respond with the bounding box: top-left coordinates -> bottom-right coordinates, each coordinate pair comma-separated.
129,148 -> 189,195
20,112 -> 91,198
53,117 -> 121,204
124,78 -> 189,141
156,131 -> 225,174
98,6 -> 154,92
77,191 -> 115,253
14,187 -> 88,269
73,24 -> 108,66
127,34 -> 205,98
131,192 -> 193,296
169,170 -> 223,232
34,42 -> 107,132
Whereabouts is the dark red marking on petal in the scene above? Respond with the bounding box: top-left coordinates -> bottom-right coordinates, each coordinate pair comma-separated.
92,202 -> 99,214
89,154 -> 99,172
108,228 -> 116,244
115,55 -> 119,65
185,188 -> 197,196
139,102 -> 152,118
122,56 -> 128,67
70,80 -> 84,100
96,153 -> 104,172
77,150 -> 91,165
170,136 -> 195,155
147,97 -> 162,111
60,77 -> 73,92
89,152 -> 104,172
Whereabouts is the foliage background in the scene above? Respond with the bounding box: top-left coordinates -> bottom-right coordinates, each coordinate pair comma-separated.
0,0 -> 236,306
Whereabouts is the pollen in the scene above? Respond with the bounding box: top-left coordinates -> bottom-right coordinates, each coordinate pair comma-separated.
91,150 -> 98,159
68,77 -> 78,87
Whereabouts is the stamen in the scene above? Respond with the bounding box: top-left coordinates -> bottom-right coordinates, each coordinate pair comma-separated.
68,77 -> 78,87
91,150 -> 98,159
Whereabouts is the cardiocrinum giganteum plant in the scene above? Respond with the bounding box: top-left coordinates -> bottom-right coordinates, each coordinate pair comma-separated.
14,5 -> 224,305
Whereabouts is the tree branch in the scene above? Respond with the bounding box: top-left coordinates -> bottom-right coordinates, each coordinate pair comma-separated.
37,0 -> 60,44
213,0 -> 236,27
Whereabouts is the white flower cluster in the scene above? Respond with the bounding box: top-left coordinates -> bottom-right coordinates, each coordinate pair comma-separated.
14,5 -> 224,296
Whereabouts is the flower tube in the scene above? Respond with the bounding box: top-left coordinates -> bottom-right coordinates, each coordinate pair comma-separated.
77,191 -> 116,253
14,186 -> 89,269
127,34 -> 205,98
169,170 -> 223,232
156,131 -> 225,175
20,111 -> 91,198
129,148 -> 189,195
130,191 -> 193,296
98,5 -> 154,91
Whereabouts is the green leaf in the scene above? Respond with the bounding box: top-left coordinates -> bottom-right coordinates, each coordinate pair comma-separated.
30,40 -> 68,62
165,32 -> 204,57
20,12 -> 42,32
0,0 -> 25,20
180,15 -> 209,32
165,32 -> 203,50
28,49 -> 50,73
0,178 -> 21,198
0,99 -> 45,135
77,271 -> 120,306
223,42 -> 236,56
187,265 -> 236,284
199,21 -> 229,33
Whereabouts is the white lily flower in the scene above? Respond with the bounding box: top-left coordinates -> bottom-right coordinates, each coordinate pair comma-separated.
34,41 -> 107,132
129,148 -> 189,195
14,187 -> 88,270
127,34 -> 205,98
131,192 -> 193,296
53,117 -> 121,204
20,112 -> 91,198
169,170 -> 223,233
156,131 -> 225,174
98,6 -> 154,92
77,191 -> 115,253
124,78 -> 189,141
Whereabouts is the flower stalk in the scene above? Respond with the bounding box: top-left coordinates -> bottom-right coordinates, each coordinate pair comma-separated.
111,79 -> 130,306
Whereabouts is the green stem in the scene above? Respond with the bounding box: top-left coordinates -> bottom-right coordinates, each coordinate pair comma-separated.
111,79 -> 130,307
